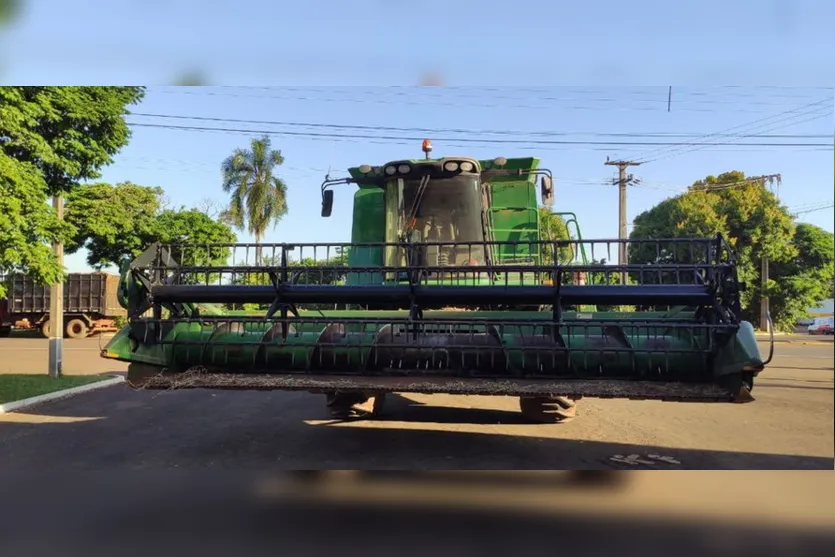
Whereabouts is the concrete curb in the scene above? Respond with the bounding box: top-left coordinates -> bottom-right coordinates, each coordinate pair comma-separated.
755,336 -> 833,345
0,375 -> 125,414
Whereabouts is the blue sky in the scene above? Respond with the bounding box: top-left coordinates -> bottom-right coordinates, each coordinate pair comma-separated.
57,85 -> 834,272
2,0 -> 833,85
0,1 -> 832,273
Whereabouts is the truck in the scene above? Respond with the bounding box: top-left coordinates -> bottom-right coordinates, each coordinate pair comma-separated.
0,272 -> 125,338
0,297 -> 9,337
100,142 -> 769,423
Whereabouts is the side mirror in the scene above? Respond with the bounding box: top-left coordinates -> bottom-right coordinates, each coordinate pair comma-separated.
540,176 -> 555,207
321,189 -> 334,217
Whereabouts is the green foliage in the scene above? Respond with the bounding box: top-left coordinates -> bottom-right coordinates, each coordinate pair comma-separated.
221,135 -> 289,254
767,223 -> 834,329
0,86 -> 144,294
0,155 -> 73,296
226,248 -> 350,312
0,0 -> 19,25
154,208 -> 238,267
65,181 -> 163,269
538,208 -> 574,264
63,181 -> 237,269
629,171 -> 830,331
0,86 -> 145,194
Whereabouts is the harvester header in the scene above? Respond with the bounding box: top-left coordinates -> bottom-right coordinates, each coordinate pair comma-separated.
101,142 -> 770,422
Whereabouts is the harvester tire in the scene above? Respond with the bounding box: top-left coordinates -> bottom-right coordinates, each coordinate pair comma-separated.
65,318 -> 89,339
326,392 -> 387,420
519,395 -> 577,424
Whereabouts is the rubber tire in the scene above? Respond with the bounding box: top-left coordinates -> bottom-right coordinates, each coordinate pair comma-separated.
519,395 -> 577,424
0,327 -> 10,338
65,318 -> 89,339
40,320 -> 51,338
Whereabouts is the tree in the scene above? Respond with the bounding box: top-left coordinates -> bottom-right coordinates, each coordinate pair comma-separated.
538,208 -> 574,264
153,208 -> 238,269
0,155 -> 71,296
221,135 -> 289,262
629,171 -> 829,331
64,181 -> 237,269
1,87 -> 145,195
65,182 -> 163,269
0,86 -> 144,295
767,223 -> 834,329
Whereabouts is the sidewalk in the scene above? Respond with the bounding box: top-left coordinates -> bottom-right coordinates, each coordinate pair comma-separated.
755,332 -> 833,344
0,335 -> 127,376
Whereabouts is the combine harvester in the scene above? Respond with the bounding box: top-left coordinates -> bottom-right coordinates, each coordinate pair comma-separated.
101,141 -> 770,423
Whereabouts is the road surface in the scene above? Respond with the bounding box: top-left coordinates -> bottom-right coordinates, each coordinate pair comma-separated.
0,335 -> 831,470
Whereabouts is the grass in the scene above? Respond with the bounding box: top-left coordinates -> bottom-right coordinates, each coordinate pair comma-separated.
0,374 -> 112,405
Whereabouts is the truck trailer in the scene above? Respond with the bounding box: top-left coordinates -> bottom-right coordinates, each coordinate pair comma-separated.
0,272 -> 125,338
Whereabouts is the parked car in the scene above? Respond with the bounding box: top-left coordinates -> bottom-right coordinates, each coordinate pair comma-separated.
807,317 -> 834,335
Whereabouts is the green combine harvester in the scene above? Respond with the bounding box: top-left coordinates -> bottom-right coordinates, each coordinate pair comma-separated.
101,140 -> 771,423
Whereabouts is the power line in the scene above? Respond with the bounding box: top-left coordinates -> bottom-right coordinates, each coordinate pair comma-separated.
129,111 -> 832,140
639,109 -> 832,164
631,99 -> 833,163
126,121 -> 831,149
790,201 -> 835,216
219,85 -> 830,106
153,87 -> 831,114
631,175 -> 785,193
182,85 -> 833,104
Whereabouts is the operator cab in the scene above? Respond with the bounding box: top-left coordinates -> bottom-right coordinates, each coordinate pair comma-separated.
394,148 -> 486,267
319,140 -> 556,278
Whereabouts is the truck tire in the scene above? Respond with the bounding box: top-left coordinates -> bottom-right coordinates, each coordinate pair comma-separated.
40,320 -> 51,338
65,318 -> 89,339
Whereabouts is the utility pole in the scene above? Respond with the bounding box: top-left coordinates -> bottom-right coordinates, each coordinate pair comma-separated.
604,159 -> 643,269
48,194 -> 64,378
760,256 -> 770,334
757,173 -> 781,333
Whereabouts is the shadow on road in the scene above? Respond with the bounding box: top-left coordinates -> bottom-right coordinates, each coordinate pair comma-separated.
0,387 -> 831,471
1,470 -> 834,557
364,393 -> 533,425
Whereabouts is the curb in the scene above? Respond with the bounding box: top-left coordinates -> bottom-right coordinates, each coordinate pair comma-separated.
755,336 -> 833,345
0,375 -> 125,414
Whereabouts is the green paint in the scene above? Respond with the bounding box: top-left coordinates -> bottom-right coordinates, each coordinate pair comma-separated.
102,151 -> 765,399
102,307 -> 763,382
347,187 -> 386,285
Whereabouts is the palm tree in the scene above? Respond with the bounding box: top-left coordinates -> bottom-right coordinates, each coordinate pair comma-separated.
221,135 -> 288,264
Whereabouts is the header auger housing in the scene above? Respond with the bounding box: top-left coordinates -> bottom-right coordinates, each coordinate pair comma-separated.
102,148 -> 768,423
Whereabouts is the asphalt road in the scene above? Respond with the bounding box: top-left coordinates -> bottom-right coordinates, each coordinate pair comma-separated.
0,335 -> 832,470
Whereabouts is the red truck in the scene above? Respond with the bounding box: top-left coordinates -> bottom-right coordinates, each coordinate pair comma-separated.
0,272 -> 125,338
